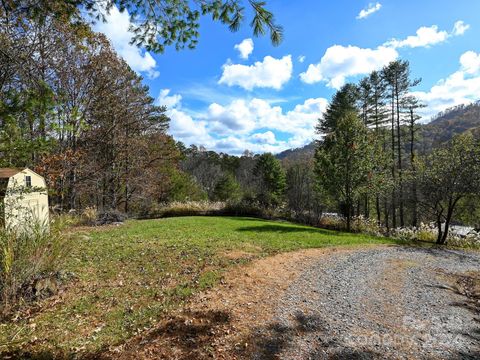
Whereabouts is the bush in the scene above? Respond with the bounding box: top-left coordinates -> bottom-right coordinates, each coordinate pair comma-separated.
318,214 -> 346,231
390,227 -> 416,242
351,216 -> 382,236
224,200 -> 272,218
0,217 -> 70,314
134,200 -> 277,220
317,214 -> 382,236
80,206 -> 98,225
415,227 -> 437,242
447,231 -> 480,249
156,201 -> 226,218
389,223 -> 444,243
95,210 -> 126,225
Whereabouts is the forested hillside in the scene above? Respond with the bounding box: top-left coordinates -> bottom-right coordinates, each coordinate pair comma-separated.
279,101 -> 480,162
420,101 -> 480,151
276,142 -> 316,161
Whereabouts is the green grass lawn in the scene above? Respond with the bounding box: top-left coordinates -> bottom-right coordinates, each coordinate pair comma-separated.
0,216 -> 402,357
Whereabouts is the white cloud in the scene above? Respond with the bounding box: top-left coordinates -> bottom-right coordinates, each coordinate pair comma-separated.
298,55 -> 306,63
300,20 -> 469,89
158,89 -> 327,153
207,100 -> 257,134
168,109 -> 213,146
156,89 -> 182,108
92,5 -> 159,79
205,97 -> 328,152
385,21 -> 469,49
300,45 -> 398,88
411,51 -> 480,120
155,90 -> 212,146
251,131 -> 277,145
234,38 -> 254,60
385,25 -> 448,49
460,51 -> 480,74
356,2 -> 382,20
219,55 -> 293,90
453,20 -> 470,36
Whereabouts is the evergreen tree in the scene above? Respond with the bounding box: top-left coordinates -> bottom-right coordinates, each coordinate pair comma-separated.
403,96 -> 425,227
382,60 -> 420,227
213,174 -> 242,202
366,71 -> 390,225
2,0 -> 282,53
317,83 -> 358,134
315,111 -> 374,231
253,153 -> 286,208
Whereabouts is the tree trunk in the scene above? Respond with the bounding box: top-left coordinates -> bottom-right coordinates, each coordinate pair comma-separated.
439,198 -> 460,244
395,87 -> 404,226
364,195 -> 369,218
384,199 -> 390,232
412,182 -> 418,227
390,89 -> 397,228
409,108 -> 418,227
376,195 -> 381,226
436,218 -> 444,244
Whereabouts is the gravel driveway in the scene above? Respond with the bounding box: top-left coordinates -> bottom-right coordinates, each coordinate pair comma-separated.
250,247 -> 480,359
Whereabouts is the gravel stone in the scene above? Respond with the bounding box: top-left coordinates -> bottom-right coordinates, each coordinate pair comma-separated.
252,247 -> 480,359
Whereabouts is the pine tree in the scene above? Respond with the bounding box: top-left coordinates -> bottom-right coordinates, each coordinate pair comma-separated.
403,96 -> 425,227
253,153 -> 286,208
382,60 -> 420,227
317,83 -> 358,134
315,111 -> 374,231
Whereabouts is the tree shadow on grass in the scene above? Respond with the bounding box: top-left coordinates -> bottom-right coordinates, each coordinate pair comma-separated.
95,309 -> 231,360
235,224 -> 339,236
1,310 -> 231,360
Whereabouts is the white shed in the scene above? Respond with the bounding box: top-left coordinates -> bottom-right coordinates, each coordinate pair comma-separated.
0,168 -> 49,231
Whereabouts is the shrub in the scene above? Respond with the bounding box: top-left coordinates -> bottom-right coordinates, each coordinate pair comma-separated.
351,216 -> 382,236
389,223 -> 437,243
390,227 -> 416,242
317,214 -> 382,235
224,200 -> 273,218
0,217 -> 70,314
288,211 -> 322,227
95,210 -> 126,225
447,231 -> 480,249
317,213 -> 346,231
135,200 -> 277,220
157,201 -> 226,218
415,224 -> 437,242
81,206 -> 98,225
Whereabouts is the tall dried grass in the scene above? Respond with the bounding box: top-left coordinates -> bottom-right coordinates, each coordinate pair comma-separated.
0,216 -> 70,314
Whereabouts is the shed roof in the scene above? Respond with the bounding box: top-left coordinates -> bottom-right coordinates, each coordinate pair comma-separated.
0,168 -> 23,178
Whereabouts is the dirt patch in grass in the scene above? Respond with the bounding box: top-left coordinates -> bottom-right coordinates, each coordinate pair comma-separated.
221,250 -> 257,261
100,246 -> 377,359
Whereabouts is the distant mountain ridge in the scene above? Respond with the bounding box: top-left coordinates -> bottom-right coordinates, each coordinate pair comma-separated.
277,101 -> 480,162
276,141 -> 316,161
420,101 -> 480,151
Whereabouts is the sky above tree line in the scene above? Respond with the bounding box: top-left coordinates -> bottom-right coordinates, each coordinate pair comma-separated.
91,0 -> 480,155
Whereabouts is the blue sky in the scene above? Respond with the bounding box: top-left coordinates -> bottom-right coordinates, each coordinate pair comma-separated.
92,0 -> 480,154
